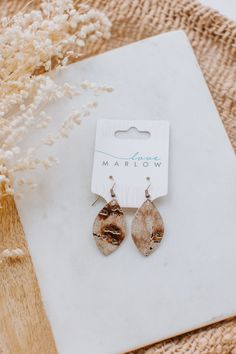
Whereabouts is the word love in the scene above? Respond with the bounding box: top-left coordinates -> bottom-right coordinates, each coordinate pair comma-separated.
96,151 -> 162,168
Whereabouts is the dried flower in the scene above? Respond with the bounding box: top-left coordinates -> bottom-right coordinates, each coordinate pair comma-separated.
0,0 -> 112,201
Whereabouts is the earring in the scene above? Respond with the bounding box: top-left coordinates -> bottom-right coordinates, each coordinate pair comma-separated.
131,177 -> 164,256
93,176 -> 126,256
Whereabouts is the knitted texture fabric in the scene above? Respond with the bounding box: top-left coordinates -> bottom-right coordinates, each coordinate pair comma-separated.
130,318 -> 236,353
1,0 -> 236,353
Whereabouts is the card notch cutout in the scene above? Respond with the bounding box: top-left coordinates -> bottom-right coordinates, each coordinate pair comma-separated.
114,126 -> 151,140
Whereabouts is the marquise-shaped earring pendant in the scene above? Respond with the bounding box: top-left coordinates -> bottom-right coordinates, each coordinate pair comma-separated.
131,199 -> 164,257
93,198 -> 126,256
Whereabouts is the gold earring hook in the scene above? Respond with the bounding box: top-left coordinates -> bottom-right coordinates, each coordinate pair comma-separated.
110,177 -> 116,198
91,195 -> 100,206
91,176 -> 116,206
145,177 -> 151,199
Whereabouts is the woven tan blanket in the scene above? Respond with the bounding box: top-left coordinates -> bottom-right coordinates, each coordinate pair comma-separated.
0,0 -> 235,353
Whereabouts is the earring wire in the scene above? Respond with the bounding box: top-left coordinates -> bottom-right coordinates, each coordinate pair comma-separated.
145,177 -> 151,199
91,176 -> 116,206
109,175 -> 116,198
91,195 -> 100,206
110,183 -> 116,198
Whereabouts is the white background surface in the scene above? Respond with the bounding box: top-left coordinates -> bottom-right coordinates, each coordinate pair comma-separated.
200,0 -> 236,20
16,29 -> 236,354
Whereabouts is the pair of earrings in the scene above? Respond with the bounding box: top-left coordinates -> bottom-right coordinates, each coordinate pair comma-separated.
93,176 -> 164,256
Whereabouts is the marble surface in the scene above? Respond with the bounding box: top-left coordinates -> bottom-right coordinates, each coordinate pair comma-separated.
16,30 -> 236,354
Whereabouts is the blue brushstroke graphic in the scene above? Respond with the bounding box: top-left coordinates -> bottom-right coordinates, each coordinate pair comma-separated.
95,150 -> 160,161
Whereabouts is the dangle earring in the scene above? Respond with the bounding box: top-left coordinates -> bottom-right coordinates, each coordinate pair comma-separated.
131,177 -> 164,257
93,176 -> 126,256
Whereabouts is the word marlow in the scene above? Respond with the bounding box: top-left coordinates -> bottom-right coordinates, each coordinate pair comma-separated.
96,151 -> 162,167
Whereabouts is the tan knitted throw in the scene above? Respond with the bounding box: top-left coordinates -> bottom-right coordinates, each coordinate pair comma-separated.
0,0 -> 235,353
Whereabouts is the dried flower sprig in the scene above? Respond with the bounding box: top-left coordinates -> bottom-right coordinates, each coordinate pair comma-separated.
0,0 -> 112,203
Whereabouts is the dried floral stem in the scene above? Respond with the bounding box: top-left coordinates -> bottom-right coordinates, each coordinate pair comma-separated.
0,0 -> 112,201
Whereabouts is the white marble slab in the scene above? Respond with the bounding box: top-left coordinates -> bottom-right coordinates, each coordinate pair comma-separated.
16,31 -> 236,354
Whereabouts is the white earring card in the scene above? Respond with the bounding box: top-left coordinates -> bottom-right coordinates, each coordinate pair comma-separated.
91,119 -> 170,207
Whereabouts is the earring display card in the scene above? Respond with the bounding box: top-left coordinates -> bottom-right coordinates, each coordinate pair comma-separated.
92,119 -> 170,207
15,31 -> 236,354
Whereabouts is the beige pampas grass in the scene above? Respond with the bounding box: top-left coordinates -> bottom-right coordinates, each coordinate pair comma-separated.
0,0 -> 112,203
